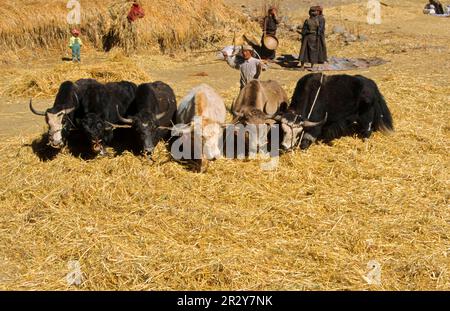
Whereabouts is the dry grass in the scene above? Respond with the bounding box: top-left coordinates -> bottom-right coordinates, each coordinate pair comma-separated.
0,0 -> 249,54
2,50 -> 151,98
0,0 -> 449,290
0,97 -> 448,290
260,0 -> 284,15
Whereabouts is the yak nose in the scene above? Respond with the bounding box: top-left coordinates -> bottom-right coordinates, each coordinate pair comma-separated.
143,147 -> 156,162
204,145 -> 221,160
143,138 -> 155,154
144,146 -> 155,156
144,148 -> 154,155
279,146 -> 290,155
281,142 -> 292,151
48,139 -> 64,149
49,142 -> 64,149
92,139 -> 103,153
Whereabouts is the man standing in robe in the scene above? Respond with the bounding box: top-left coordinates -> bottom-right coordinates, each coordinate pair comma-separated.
298,7 -> 327,70
260,6 -> 280,60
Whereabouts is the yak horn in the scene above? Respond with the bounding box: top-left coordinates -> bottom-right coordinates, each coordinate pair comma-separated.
105,121 -> 132,130
63,107 -> 76,114
29,99 -> 46,116
165,124 -> 192,134
229,97 -> 238,116
233,111 -> 244,118
268,114 -> 283,122
265,119 -> 276,126
116,105 -> 133,124
156,111 -> 166,120
303,112 -> 328,127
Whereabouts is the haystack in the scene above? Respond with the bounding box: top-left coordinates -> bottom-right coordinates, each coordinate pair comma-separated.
103,0 -> 140,54
3,54 -> 151,98
0,0 -> 252,54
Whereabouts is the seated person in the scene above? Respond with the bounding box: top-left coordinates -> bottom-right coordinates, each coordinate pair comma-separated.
425,0 -> 445,14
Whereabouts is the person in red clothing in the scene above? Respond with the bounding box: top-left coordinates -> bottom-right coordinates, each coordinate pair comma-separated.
127,2 -> 145,22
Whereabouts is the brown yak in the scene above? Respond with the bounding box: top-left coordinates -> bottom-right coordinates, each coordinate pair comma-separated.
231,80 -> 288,125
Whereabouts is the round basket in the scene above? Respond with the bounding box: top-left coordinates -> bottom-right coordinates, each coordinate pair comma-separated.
263,35 -> 279,50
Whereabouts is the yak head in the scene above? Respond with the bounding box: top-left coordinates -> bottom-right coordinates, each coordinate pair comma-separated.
29,102 -> 76,149
278,112 -> 328,151
200,121 -> 223,160
170,117 -> 223,161
116,106 -> 166,157
29,81 -> 79,149
81,113 -> 111,154
232,108 -> 275,126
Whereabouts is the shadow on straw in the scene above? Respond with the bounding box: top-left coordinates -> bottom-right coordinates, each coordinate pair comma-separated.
29,131 -> 97,161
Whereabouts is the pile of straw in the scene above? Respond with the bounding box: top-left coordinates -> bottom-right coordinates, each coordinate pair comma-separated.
103,0 -> 140,54
3,54 -> 151,98
0,84 -> 448,289
0,0 -> 250,54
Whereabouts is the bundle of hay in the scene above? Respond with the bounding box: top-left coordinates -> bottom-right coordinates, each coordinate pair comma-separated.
0,0 -> 253,55
103,0 -> 140,54
260,0 -> 284,16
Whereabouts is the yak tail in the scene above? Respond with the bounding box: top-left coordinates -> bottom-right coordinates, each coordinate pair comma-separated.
372,86 -> 394,133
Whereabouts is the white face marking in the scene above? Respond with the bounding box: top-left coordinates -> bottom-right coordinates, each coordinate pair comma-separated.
202,123 -> 222,160
281,121 -> 303,150
47,112 -> 65,145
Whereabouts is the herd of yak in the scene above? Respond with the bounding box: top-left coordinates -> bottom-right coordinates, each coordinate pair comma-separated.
29,73 -> 394,171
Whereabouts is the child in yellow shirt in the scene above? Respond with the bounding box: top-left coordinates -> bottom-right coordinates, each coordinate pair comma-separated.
69,29 -> 83,62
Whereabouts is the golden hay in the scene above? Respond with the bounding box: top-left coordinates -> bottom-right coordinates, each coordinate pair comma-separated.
3,55 -> 151,98
103,0 -> 140,54
0,0 -> 250,54
0,100 -> 448,290
260,0 -> 284,16
0,0 -> 449,290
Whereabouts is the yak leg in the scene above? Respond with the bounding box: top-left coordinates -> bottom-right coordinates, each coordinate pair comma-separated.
195,156 -> 209,173
201,157 -> 209,173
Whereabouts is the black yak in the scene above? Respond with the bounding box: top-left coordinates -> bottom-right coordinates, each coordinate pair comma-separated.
115,81 -> 177,158
29,79 -> 99,149
278,73 -> 394,150
80,81 -> 137,155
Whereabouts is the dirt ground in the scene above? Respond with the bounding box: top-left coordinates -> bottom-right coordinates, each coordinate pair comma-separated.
226,0 -> 356,11
0,0 -> 448,290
